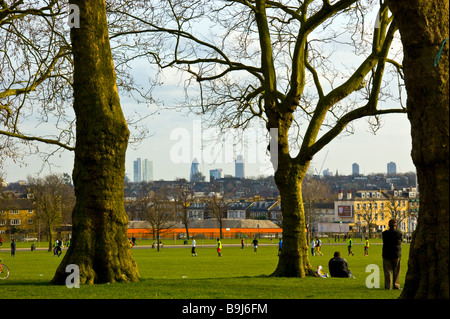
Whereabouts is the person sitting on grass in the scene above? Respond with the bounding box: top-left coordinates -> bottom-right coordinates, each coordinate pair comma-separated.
328,251 -> 355,278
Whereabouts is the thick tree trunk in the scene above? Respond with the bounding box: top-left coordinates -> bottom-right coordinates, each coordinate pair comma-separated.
271,161 -> 315,277
387,0 -> 449,299
51,0 -> 139,284
47,228 -> 53,253
185,223 -> 190,241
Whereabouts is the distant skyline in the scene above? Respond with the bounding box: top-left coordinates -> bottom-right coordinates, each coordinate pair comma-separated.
2,108 -> 415,183
1,7 -> 416,184
133,158 -> 153,183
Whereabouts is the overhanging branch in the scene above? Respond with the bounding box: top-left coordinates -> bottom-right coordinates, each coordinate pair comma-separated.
0,130 -> 75,151
303,106 -> 407,160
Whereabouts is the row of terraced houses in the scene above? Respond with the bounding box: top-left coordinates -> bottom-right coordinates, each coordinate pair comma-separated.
0,186 -> 419,241
127,186 -> 420,237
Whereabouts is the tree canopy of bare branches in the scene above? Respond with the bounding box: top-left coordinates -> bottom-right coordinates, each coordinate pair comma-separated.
109,0 -> 405,277
0,0 -> 153,170
28,173 -> 75,251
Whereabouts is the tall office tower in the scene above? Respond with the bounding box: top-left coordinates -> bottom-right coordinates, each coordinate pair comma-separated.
209,169 -> 224,182
352,163 -> 360,176
235,155 -> 245,179
133,158 -> 142,183
142,159 -> 153,182
322,168 -> 333,177
190,157 -> 200,182
387,161 -> 397,175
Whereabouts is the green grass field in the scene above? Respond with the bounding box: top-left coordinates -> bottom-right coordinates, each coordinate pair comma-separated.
0,240 -> 408,299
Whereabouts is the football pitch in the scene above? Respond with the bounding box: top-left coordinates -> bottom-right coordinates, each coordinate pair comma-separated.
0,240 -> 408,299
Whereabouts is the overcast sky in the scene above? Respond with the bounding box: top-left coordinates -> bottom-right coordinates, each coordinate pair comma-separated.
3,63 -> 416,183
2,3 -> 416,183
124,110 -> 415,181
3,104 -> 415,183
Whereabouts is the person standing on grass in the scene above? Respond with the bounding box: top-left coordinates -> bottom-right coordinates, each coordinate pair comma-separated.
310,238 -> 315,256
364,237 -> 369,256
191,239 -> 197,257
129,238 -> 134,255
347,236 -> 354,256
252,237 -> 258,254
382,219 -> 402,290
278,238 -> 282,256
10,239 -> 16,257
241,238 -> 245,250
217,238 -> 222,257
55,239 -> 62,257
315,238 -> 323,256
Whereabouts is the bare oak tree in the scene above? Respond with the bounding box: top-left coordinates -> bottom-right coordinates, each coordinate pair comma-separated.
382,190 -> 409,231
209,186 -> 230,239
113,0 -> 406,277
28,173 -> 75,252
0,0 -> 74,162
302,176 -> 331,241
144,186 -> 177,251
50,0 -> 139,284
174,179 -> 195,240
1,0 -> 152,284
0,0 -> 151,162
355,197 -> 382,239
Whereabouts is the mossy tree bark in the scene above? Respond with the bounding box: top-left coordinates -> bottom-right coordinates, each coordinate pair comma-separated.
254,0 -> 403,278
272,158 -> 315,277
51,0 -> 139,284
387,0 -> 449,299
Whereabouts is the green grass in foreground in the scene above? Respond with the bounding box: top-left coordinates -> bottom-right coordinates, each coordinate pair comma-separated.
0,242 -> 408,299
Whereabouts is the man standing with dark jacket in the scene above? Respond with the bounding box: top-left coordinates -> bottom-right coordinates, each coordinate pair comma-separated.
382,219 -> 402,289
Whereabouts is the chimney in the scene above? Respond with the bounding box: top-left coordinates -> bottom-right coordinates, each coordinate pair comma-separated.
338,190 -> 343,200
347,190 -> 352,200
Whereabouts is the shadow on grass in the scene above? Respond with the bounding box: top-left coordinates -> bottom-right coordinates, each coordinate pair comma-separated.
0,280 -> 54,286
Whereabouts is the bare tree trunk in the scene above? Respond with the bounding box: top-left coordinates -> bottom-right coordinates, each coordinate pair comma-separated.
185,223 -> 190,241
387,0 -> 449,299
271,160 -> 315,277
218,218 -> 224,239
51,0 -> 139,284
47,227 -> 53,253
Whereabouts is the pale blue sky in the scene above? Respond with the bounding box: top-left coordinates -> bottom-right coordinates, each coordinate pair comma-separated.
3,105 -> 414,183
122,109 -> 415,181
2,3 -> 416,183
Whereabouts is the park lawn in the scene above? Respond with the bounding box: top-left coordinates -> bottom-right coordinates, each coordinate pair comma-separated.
0,242 -> 408,299
2,236 -> 385,249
